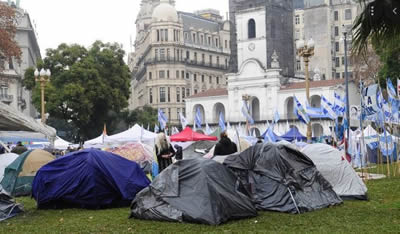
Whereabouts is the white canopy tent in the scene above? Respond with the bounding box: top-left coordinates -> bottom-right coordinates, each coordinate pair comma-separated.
105,124 -> 157,146
83,133 -> 109,149
53,137 -> 73,150
301,143 -> 368,200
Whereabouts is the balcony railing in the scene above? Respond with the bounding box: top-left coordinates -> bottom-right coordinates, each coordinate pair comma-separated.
144,57 -> 228,70
0,94 -> 13,104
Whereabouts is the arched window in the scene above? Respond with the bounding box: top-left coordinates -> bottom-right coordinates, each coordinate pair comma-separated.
248,19 -> 256,39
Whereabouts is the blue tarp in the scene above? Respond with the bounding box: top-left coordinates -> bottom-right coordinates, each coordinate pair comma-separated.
281,127 -> 307,142
32,149 -> 150,209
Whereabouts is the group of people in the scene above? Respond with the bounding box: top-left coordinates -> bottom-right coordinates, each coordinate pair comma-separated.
0,141 -> 28,155
155,131 -> 238,173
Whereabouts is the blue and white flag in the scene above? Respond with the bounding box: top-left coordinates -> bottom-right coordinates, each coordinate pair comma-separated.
293,96 -> 310,124
380,130 -> 395,156
158,109 -> 168,130
363,84 -> 380,116
387,78 -> 398,103
264,126 -> 277,143
321,95 -> 337,120
205,123 -> 212,135
195,107 -> 203,129
391,99 -> 399,123
154,124 -> 160,133
219,112 -> 226,132
334,92 -> 345,116
382,98 -> 392,122
241,100 -> 254,124
179,112 -> 188,129
273,109 -> 280,124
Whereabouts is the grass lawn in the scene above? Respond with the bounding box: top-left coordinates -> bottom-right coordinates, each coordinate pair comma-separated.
1,177 -> 399,234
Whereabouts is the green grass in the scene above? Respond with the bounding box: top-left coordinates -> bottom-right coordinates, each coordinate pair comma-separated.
1,178 -> 400,234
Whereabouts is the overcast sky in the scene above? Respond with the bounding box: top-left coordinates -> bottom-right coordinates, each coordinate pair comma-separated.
21,0 -> 229,58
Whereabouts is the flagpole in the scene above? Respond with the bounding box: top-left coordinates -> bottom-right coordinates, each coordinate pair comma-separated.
380,86 -> 392,178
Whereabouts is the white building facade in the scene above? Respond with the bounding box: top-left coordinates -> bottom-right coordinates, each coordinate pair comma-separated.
129,0 -> 231,126
185,3 -> 360,138
0,4 -> 40,118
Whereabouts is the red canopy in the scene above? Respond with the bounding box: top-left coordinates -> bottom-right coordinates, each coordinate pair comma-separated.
170,127 -> 218,142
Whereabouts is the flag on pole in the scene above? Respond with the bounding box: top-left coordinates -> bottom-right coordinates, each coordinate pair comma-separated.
293,96 -> 310,124
227,122 -> 231,130
321,95 -> 337,120
273,109 -> 280,124
241,100 -> 254,124
219,112 -> 226,132
179,112 -> 188,129
205,123 -> 212,135
286,120 -> 290,132
158,109 -> 168,130
380,130 -> 395,156
154,124 -> 159,133
195,107 -> 203,129
333,92 -> 345,116
387,78 -> 398,103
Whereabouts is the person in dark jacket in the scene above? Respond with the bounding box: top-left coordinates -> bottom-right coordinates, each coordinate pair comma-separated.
11,142 -> 28,155
213,131 -> 237,156
155,133 -> 176,172
174,144 -> 183,160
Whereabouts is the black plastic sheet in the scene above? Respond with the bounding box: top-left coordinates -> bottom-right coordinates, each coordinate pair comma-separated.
223,143 -> 343,214
130,157 -> 257,225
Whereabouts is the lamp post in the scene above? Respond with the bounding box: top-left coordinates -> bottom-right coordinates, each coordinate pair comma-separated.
296,38 -> 315,143
342,24 -> 351,158
34,68 -> 51,123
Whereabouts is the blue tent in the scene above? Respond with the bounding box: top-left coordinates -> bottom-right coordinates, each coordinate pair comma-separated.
281,127 -> 307,142
261,128 -> 282,142
32,149 -> 151,209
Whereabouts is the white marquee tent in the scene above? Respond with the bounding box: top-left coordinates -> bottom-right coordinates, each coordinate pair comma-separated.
105,124 -> 157,146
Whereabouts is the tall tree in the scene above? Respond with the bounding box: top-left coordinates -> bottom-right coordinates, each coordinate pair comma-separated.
0,2 -> 21,71
353,0 -> 400,53
23,41 -> 131,141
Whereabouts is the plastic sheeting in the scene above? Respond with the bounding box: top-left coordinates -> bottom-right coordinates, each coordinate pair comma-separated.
182,141 -> 217,159
130,157 -> 257,225
301,144 -> 368,200
32,149 -> 150,209
223,143 -> 342,214
0,191 -> 23,222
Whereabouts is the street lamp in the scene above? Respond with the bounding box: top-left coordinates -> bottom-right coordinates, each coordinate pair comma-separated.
296,38 -> 315,143
341,24 -> 351,158
34,68 -> 51,123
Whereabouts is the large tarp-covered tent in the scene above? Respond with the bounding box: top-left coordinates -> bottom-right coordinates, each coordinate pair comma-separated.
281,127 -> 307,142
0,191 -> 23,222
1,150 -> 55,196
32,149 -> 150,209
301,143 -> 368,200
223,143 -> 342,213
170,127 -> 218,142
130,157 -> 257,225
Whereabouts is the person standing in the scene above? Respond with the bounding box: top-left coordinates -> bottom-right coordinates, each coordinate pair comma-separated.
155,133 -> 176,173
213,131 -> 238,156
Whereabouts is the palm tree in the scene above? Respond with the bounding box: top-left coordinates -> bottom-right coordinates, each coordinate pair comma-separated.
353,0 -> 400,54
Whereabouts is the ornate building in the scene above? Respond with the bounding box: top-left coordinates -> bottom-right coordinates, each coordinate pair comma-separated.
0,2 -> 41,118
185,1 -> 360,138
129,0 -> 231,125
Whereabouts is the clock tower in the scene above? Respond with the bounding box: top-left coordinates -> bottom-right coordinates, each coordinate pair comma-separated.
236,6 -> 267,69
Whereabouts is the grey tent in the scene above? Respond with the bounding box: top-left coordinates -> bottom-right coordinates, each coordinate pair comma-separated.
0,189 -> 23,222
130,157 -> 257,225
301,143 -> 368,200
223,143 -> 342,214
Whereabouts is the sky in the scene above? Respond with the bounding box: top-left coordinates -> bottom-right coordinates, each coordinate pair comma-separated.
20,0 -> 229,58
